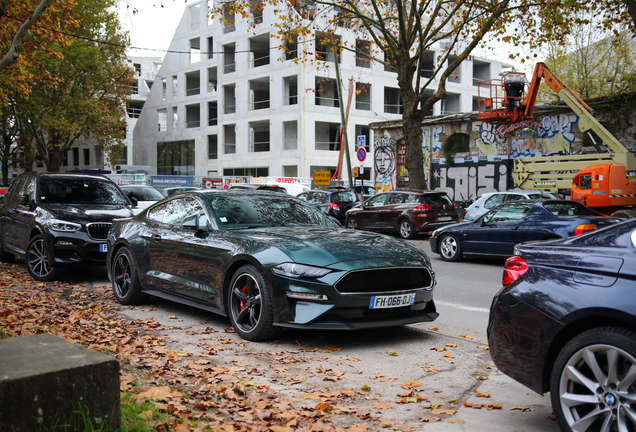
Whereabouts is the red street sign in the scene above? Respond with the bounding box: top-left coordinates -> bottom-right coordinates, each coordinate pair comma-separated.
357,148 -> 367,162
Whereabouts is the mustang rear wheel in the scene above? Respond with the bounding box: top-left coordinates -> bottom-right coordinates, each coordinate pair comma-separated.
550,327 -> 636,432
398,219 -> 416,239
112,247 -> 145,305
439,234 -> 462,262
26,234 -> 59,281
228,264 -> 281,341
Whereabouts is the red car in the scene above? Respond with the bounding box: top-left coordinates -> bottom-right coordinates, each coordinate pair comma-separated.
345,190 -> 459,239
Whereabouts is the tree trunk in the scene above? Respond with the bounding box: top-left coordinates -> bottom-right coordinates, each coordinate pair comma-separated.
46,149 -> 62,172
402,112 -> 426,189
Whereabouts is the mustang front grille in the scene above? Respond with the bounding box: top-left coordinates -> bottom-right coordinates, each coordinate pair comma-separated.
335,267 -> 433,294
86,223 -> 111,240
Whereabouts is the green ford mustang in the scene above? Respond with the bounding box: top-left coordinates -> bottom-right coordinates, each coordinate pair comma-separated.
106,189 -> 438,341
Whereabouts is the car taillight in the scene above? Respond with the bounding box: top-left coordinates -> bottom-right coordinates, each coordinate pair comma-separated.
415,205 -> 432,211
453,203 -> 458,208
572,224 -> 597,236
330,203 -> 340,211
502,256 -> 528,287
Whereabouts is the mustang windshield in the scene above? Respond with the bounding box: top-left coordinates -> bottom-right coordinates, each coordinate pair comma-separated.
205,194 -> 332,228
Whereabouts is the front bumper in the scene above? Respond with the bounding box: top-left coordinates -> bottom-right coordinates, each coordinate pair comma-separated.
45,229 -> 108,268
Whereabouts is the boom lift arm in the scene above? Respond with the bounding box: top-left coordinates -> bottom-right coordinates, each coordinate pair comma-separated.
477,62 -> 636,191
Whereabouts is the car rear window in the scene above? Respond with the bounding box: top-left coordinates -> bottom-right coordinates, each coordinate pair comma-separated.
333,192 -> 357,203
416,194 -> 452,205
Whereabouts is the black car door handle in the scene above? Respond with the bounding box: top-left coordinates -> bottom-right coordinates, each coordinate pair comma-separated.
151,234 -> 162,241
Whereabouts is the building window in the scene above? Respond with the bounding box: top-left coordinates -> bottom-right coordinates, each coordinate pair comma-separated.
224,84 -> 236,114
172,107 -> 178,129
207,36 -> 214,59
208,135 -> 218,159
355,39 -> 371,68
285,33 -> 297,60
95,147 -> 102,165
62,151 -> 68,166
72,147 -> 79,166
356,82 -> 371,110
315,33 -> 341,63
158,109 -> 167,131
162,78 -> 167,100
315,121 -> 340,151
249,33 -> 269,67
315,77 -> 339,107
224,124 -> 236,154
250,0 -> 263,24
249,78 -> 270,110
208,101 -> 218,126
223,44 -> 236,74
172,75 -> 178,98
207,67 -> 217,92
283,75 -> 297,105
223,167 -> 268,176
119,146 -> 128,165
384,87 -> 403,114
185,71 -> 200,96
223,8 -> 235,33
448,55 -> 461,83
283,165 -> 298,177
249,121 -> 269,152
157,140 -> 195,176
421,50 -> 435,78
83,148 -> 90,165
185,104 -> 200,128
190,38 -> 201,63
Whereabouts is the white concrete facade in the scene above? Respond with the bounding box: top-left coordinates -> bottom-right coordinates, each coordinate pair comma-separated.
132,0 -> 513,180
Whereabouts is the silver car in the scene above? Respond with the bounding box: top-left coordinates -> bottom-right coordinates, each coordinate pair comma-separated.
463,190 -> 562,221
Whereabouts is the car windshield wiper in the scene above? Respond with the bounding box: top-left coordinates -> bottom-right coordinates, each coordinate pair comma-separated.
225,225 -> 270,230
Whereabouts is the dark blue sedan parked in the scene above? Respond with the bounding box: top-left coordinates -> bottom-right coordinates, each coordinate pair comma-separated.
488,218 -> 636,432
429,199 -> 620,261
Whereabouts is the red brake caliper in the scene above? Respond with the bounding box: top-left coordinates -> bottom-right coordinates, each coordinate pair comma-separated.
240,284 -> 247,310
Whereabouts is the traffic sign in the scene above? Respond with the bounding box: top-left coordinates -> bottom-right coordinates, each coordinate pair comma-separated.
357,148 -> 367,162
353,167 -> 359,177
357,135 -> 366,148
313,170 -> 331,186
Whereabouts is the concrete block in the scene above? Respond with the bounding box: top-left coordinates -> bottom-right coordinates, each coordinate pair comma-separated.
0,333 -> 120,432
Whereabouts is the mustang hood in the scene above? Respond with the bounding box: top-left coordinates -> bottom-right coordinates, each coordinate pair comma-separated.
38,203 -> 135,222
233,227 -> 423,267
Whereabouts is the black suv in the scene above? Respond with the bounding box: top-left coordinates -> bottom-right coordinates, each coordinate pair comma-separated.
0,172 -> 135,281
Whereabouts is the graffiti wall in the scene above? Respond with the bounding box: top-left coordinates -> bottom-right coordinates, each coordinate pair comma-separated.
373,109 -> 584,200
430,157 -> 512,201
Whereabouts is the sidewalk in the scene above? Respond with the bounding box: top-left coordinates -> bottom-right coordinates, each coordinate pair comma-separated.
424,369 -> 559,431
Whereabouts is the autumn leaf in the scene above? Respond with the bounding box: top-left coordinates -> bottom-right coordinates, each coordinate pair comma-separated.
343,390 -> 355,397
464,402 -> 484,409
400,380 -> 421,389
459,334 -> 473,339
476,345 -> 490,350
445,343 -> 457,348
487,403 -> 503,410
428,327 -> 439,331
361,385 -> 371,392
475,375 -> 489,380
509,406 -> 534,412
448,419 -> 465,423
430,347 -> 446,352
475,391 -> 490,398
373,403 -> 393,409
443,353 -> 454,358
315,402 -> 332,411
388,350 -> 398,356
420,416 -> 442,423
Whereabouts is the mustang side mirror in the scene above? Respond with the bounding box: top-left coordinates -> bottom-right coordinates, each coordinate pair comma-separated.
19,194 -> 30,206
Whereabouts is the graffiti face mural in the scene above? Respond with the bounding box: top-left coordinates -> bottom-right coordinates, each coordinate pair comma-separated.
374,134 -> 396,193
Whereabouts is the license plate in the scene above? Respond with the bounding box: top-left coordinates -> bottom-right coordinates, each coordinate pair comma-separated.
438,216 -> 452,221
99,244 -> 108,253
369,293 -> 415,309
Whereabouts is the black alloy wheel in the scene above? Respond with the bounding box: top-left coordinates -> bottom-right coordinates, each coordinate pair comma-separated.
26,234 -> 58,281
111,247 -> 145,305
228,264 -> 281,341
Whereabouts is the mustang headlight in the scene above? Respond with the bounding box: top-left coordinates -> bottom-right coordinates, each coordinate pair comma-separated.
272,263 -> 331,278
47,219 -> 82,232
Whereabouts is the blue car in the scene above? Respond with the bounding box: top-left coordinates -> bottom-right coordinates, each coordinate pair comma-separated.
429,199 -> 621,261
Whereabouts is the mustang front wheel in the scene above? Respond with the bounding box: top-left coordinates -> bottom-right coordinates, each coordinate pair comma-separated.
551,327 -> 636,432
228,265 -> 281,341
